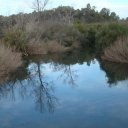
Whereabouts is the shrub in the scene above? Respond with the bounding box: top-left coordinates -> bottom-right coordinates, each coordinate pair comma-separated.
0,43 -> 22,80
74,23 -> 128,52
41,24 -> 80,47
3,28 -> 27,52
73,22 -> 86,33
102,37 -> 128,63
27,41 -> 66,55
95,23 -> 128,51
80,27 -> 96,48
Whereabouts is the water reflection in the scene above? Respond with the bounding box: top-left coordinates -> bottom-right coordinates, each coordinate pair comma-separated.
99,60 -> 128,86
50,63 -> 78,87
28,50 -> 96,65
28,50 -> 96,87
0,50 -> 96,114
29,62 -> 57,112
0,50 -> 128,114
1,51 -> 128,128
0,62 -> 57,113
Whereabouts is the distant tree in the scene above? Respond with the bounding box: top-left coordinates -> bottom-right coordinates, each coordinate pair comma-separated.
100,8 -> 110,16
55,6 -> 74,24
126,17 -> 128,21
78,3 -> 98,23
86,3 -> 91,11
33,0 -> 49,12
32,0 -> 49,21
110,12 -> 119,21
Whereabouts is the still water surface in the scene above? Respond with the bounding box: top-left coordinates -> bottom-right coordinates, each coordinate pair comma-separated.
0,52 -> 128,128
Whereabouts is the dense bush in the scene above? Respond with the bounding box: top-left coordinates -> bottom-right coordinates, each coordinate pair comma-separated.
73,22 -> 128,52
41,24 -> 80,47
95,23 -> 128,51
3,28 -> 27,52
2,22 -> 127,56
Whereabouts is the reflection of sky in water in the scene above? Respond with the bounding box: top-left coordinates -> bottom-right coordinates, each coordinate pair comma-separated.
0,61 -> 128,128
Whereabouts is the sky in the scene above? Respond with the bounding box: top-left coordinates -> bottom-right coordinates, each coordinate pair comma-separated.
0,0 -> 128,18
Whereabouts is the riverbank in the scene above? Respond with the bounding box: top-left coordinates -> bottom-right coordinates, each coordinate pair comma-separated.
0,22 -> 128,79
0,4 -> 128,76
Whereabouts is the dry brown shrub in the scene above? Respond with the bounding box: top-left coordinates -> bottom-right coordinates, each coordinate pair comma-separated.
27,43 -> 48,55
0,44 -> 22,79
27,41 -> 66,55
46,41 -> 66,53
102,37 -> 128,63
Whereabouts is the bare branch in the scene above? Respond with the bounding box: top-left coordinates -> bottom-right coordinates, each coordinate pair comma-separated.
32,0 -> 49,12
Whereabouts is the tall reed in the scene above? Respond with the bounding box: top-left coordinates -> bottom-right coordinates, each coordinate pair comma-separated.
0,44 -> 22,78
102,37 -> 128,63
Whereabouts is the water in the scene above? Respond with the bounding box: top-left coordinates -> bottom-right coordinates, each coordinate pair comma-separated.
0,51 -> 128,128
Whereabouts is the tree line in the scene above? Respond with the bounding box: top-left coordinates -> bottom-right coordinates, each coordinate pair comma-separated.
0,3 -> 126,29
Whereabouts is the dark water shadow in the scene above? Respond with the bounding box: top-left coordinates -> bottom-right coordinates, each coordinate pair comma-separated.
99,59 -> 128,86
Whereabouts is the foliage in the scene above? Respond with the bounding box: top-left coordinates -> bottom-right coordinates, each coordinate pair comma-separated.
95,23 -> 128,51
73,22 -> 128,52
0,3 -> 128,58
3,28 -> 27,52
41,24 -> 80,47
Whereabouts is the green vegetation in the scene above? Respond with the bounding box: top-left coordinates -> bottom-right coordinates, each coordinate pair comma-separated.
3,28 -> 27,52
74,22 -> 128,52
1,22 -> 128,55
0,3 -> 128,78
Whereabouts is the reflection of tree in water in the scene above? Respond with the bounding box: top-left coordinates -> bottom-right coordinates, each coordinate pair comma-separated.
99,60 -> 128,86
0,62 -> 57,113
0,50 -> 96,111
30,50 -> 95,87
29,49 -> 96,65
32,62 -> 57,112
50,62 -> 78,87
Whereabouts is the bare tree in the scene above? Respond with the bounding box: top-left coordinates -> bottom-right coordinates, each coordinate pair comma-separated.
32,0 -> 49,21
33,0 -> 49,12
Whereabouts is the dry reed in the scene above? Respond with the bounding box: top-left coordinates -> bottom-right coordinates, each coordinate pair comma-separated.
27,41 -> 66,55
102,37 -> 128,63
0,44 -> 22,79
